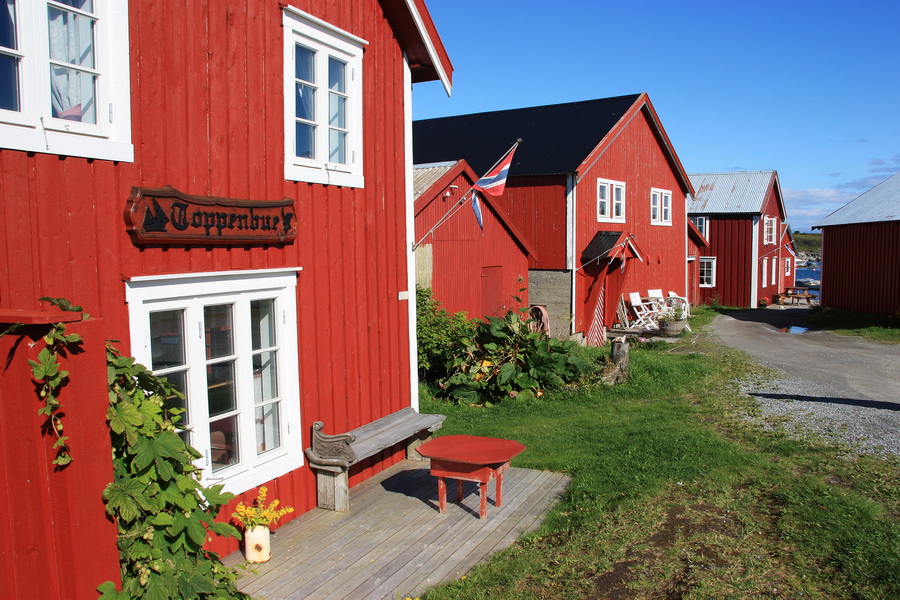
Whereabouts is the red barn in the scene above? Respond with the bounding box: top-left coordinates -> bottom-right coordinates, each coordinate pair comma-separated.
814,171 -> 900,317
413,94 -> 696,341
413,160 -> 536,319
688,171 -> 794,308
0,1 -> 451,598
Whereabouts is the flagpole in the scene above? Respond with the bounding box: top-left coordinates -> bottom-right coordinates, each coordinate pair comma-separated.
411,139 -> 521,251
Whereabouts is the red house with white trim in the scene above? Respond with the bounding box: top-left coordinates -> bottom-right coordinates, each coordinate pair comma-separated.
0,1 -> 451,597
688,171 -> 794,308
413,159 -> 536,319
414,94 -> 696,341
814,171 -> 900,317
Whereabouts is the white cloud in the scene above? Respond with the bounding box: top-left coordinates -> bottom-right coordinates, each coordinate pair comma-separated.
782,187 -> 858,232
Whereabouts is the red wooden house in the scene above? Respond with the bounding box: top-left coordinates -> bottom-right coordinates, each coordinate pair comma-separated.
688,171 -> 794,308
814,171 -> 900,317
0,1 -> 451,598
414,94 -> 696,341
413,160 -> 536,319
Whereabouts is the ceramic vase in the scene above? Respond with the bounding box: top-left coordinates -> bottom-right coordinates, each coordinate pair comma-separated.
244,525 -> 271,563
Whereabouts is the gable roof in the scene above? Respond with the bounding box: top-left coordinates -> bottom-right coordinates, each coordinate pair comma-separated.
413,160 -> 538,258
688,171 -> 783,215
814,171 -> 900,228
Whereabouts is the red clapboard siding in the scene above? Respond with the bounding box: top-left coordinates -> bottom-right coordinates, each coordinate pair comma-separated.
415,168 -> 531,318
0,0 -> 436,570
575,106 -> 689,331
820,221 -> 900,317
498,175 -> 568,270
700,217 -> 754,307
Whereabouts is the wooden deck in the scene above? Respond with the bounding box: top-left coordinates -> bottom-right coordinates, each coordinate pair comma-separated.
222,460 -> 570,599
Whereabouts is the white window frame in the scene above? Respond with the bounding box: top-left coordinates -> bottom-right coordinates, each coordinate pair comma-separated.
771,256 -> 777,285
699,256 -> 716,288
125,268 -> 302,495
762,257 -> 768,287
650,188 -> 672,225
597,177 -> 626,223
784,258 -> 791,276
0,0 -> 132,161
691,215 -> 709,241
282,7 -> 366,187
764,216 -> 778,245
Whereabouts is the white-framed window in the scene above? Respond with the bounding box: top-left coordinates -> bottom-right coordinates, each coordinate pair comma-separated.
764,216 -> 778,245
597,178 -> 626,222
762,257 -> 768,287
650,188 -> 672,225
690,216 -> 709,240
699,257 -> 716,287
771,256 -> 777,285
784,258 -> 791,276
126,269 -> 302,495
0,0 -> 132,161
283,7 -> 366,187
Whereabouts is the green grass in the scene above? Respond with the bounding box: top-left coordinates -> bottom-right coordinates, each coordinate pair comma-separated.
806,306 -> 900,343
793,232 -> 822,253
418,307 -> 900,599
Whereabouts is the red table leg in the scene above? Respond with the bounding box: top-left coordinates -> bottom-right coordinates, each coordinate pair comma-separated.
437,477 -> 447,513
496,469 -> 503,508
456,479 -> 464,502
479,482 -> 488,519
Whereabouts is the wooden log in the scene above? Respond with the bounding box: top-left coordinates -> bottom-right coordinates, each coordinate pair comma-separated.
600,340 -> 630,385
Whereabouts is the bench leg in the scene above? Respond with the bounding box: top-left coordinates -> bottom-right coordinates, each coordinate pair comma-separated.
316,469 -> 350,512
406,431 -> 434,461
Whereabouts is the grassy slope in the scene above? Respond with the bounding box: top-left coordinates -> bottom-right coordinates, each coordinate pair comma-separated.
419,308 -> 900,600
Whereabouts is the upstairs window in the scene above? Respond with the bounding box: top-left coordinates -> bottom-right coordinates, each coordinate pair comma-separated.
0,0 -> 132,161
597,178 -> 625,223
650,188 -> 672,225
283,7 -> 366,187
784,258 -> 791,276
690,215 -> 709,240
764,216 -> 778,245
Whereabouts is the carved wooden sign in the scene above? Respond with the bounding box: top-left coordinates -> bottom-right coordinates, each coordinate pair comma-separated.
125,185 -> 297,246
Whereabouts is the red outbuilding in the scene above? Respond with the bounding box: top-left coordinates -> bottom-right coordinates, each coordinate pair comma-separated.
413,160 -> 536,318
414,94 -> 696,341
688,171 -> 794,308
814,171 -> 900,318
0,1 -> 451,598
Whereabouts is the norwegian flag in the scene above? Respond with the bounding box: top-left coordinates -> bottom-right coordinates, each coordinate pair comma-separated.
586,285 -> 607,347
473,141 -> 519,197
471,191 -> 484,231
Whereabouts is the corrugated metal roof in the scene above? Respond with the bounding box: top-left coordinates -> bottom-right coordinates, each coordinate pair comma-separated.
413,161 -> 459,200
815,171 -> 900,227
413,95 -> 642,176
688,171 -> 775,214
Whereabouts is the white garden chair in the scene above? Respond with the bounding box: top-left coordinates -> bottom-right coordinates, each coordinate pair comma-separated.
666,291 -> 691,318
628,292 -> 659,330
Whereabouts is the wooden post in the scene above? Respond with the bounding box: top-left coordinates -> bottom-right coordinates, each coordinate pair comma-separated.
601,340 -> 630,385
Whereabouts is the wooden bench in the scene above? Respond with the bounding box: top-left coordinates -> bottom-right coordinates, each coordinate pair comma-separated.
304,407 -> 446,511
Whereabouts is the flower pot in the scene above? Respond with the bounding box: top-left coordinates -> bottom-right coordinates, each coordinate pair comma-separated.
243,525 -> 271,563
659,320 -> 686,336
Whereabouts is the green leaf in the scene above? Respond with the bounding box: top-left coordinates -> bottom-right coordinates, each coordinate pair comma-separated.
108,402 -> 144,435
498,362 -> 517,384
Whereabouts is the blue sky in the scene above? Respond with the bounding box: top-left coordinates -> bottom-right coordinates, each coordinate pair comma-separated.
412,0 -> 900,233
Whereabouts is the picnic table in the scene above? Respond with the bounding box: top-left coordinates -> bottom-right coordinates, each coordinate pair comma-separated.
779,287 -> 816,305
416,434 -> 526,520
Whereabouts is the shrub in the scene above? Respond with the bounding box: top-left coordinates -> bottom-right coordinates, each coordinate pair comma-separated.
416,287 -> 473,381
437,310 -> 592,405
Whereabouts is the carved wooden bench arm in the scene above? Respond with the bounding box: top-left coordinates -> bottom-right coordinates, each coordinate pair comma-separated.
304,421 -> 357,470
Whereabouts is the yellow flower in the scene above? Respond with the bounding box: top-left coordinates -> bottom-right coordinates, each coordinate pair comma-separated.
232,486 -> 295,528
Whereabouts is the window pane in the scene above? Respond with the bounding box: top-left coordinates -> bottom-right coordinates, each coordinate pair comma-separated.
295,44 -> 314,82
204,304 -> 233,359
210,416 -> 238,472
295,122 -> 314,159
613,187 -> 624,218
295,82 -> 314,121
328,57 -> 345,93
255,401 -> 281,454
207,360 -> 236,417
329,129 -> 346,164
161,370 -> 188,412
0,54 -> 18,111
56,0 -> 93,11
48,6 -> 95,68
328,92 -> 345,128
150,310 -> 185,369
251,299 -> 276,350
1,1 -> 15,49
49,65 -> 96,123
253,350 -> 278,402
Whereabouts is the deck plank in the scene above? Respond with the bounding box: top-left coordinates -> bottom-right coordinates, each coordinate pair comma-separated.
225,460 -> 570,599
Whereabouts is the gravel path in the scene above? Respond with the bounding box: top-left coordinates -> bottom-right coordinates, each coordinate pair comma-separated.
711,307 -> 900,459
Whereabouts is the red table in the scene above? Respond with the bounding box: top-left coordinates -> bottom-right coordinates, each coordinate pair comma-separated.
416,434 -> 526,520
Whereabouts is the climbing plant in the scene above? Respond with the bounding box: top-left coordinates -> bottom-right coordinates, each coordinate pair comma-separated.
99,342 -> 249,599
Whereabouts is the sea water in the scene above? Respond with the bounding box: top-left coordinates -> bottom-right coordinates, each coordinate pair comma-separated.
794,261 -> 821,298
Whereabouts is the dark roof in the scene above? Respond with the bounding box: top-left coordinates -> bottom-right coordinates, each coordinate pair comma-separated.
413,95 -> 642,176
581,231 -> 623,265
